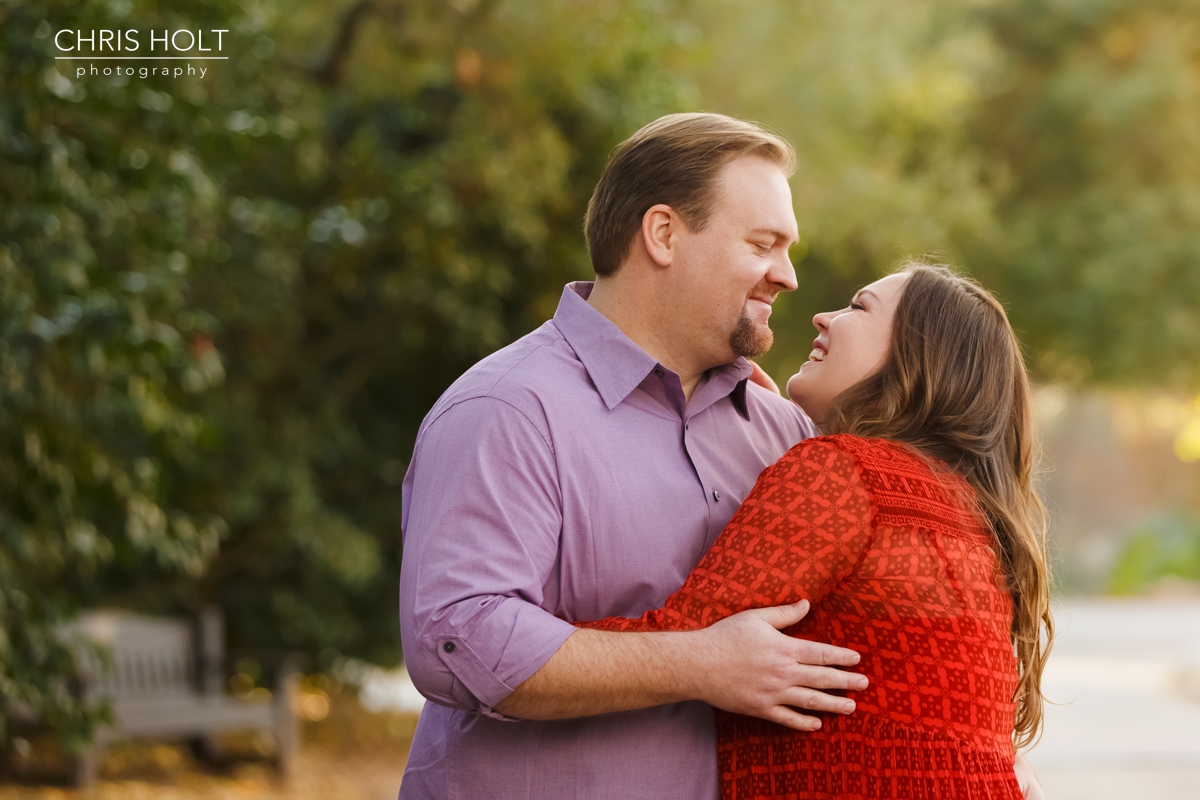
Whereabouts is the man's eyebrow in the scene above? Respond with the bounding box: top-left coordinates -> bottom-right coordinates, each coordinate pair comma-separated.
750,227 -> 799,244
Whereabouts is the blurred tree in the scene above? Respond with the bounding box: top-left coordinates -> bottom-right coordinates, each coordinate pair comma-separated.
687,0 -> 1200,392
181,0 -> 690,667
1,0 -> 690,751
966,0 -> 1200,388
1,0 -> 235,750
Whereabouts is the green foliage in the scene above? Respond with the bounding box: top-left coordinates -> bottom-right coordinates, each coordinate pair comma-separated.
687,0 -> 1200,391
2,0 -> 691,749
1,0 -> 236,748
1108,512 -> 1200,594
966,0 -> 1200,388
176,0 -> 690,662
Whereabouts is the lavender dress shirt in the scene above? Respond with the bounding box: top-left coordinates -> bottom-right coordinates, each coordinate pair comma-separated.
399,282 -> 816,799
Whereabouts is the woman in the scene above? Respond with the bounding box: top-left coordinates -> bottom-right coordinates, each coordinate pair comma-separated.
580,261 -> 1053,799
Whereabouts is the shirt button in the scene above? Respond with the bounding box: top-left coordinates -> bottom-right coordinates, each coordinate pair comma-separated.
443,641 -> 456,654
654,368 -> 664,377
712,490 -> 720,502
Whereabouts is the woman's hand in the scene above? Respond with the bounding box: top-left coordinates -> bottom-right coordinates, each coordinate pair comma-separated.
748,361 -> 781,394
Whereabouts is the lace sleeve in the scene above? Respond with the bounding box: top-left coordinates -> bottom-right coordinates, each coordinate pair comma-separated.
578,438 -> 875,632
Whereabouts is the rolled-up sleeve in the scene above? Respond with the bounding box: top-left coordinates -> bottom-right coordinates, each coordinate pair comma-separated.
399,396 -> 576,718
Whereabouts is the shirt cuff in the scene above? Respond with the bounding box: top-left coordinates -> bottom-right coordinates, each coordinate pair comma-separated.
435,607 -> 577,720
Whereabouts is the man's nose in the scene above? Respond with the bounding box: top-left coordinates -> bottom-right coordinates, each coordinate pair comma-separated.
768,251 -> 798,292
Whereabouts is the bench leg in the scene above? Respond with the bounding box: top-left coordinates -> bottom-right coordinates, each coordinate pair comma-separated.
187,733 -> 223,764
275,668 -> 301,782
73,743 -> 99,791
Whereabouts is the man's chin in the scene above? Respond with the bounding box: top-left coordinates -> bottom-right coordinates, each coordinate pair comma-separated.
730,317 -> 773,359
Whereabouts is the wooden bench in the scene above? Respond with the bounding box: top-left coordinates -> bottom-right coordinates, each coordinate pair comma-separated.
65,606 -> 299,788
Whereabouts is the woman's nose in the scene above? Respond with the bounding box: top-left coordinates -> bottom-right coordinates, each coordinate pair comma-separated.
813,310 -> 832,332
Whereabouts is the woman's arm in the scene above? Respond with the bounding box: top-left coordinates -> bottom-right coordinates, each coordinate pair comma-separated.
579,438 -> 875,633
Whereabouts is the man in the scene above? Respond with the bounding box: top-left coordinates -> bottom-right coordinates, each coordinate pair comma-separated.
398,113 -> 1042,798
398,113 -> 860,799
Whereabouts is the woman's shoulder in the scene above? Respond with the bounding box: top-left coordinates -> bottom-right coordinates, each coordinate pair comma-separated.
784,435 -> 985,537
771,434 -> 914,490
784,433 -> 925,474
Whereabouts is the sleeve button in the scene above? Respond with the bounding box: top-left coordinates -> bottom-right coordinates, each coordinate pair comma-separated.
443,641 -> 456,654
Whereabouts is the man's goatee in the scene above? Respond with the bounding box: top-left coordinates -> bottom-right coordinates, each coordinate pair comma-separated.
730,314 -> 773,358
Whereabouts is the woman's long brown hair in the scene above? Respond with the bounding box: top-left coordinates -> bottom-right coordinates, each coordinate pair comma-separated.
822,260 -> 1053,748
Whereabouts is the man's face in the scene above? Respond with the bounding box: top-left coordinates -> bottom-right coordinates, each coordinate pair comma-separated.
672,156 -> 799,367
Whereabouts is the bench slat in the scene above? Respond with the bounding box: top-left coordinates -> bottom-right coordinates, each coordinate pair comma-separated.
108,696 -> 278,739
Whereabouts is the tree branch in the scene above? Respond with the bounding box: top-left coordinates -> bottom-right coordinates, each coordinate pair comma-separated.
308,0 -> 377,87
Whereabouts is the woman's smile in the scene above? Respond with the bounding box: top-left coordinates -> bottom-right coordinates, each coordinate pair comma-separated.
788,272 -> 908,426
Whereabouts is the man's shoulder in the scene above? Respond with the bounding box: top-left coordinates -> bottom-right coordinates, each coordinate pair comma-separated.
744,380 -> 818,442
423,321 -> 580,431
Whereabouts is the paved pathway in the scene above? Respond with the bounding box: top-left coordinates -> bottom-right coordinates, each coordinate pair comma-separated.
1027,598 -> 1200,799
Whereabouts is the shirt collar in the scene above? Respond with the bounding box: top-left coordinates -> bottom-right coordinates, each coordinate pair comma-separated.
695,360 -> 753,421
553,281 -> 754,419
731,375 -> 751,419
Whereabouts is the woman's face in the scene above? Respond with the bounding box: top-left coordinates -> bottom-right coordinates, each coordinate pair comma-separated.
786,272 -> 909,426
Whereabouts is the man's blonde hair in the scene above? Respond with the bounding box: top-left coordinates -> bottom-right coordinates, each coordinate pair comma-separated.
584,113 -> 796,277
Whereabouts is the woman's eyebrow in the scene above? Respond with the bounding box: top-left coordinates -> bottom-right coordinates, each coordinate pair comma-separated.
855,288 -> 881,305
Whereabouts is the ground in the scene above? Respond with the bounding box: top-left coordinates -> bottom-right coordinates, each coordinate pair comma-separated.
0,694 -> 415,800
1027,597 -> 1200,799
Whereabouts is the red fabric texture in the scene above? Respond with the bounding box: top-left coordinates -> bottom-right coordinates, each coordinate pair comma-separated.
580,435 -> 1023,799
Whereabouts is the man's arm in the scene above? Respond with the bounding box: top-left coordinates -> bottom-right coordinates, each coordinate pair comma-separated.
402,397 -> 861,726
495,600 -> 866,731
400,398 -> 577,717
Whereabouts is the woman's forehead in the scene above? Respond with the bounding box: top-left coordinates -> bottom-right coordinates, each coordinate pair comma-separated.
861,272 -> 909,299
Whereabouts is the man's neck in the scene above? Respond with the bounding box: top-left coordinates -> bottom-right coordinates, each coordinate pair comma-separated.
587,276 -> 715,401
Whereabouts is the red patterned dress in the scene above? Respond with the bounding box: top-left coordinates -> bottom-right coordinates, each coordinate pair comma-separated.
580,435 -> 1023,799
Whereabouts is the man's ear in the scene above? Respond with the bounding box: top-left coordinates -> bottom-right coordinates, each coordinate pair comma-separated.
640,204 -> 676,268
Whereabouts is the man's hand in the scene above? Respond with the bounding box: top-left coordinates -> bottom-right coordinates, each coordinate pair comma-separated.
688,600 -> 867,731
494,599 -> 866,725
1014,752 -> 1044,800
